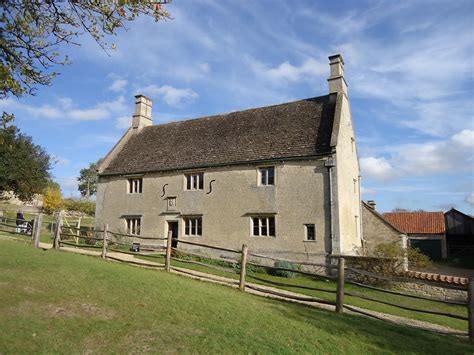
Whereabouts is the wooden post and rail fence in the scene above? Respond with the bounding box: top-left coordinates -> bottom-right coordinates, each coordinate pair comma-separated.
0,217 -> 473,342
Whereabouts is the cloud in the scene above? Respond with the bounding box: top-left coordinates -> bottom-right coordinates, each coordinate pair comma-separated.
115,116 -> 131,129
109,79 -> 128,92
452,129 -> 474,149
52,155 -> 71,167
361,186 -> 376,195
360,157 -> 397,181
76,134 -> 121,148
1,95 -> 130,122
68,108 -> 110,121
361,129 -> 474,181
466,193 -> 474,207
250,57 -> 326,83
140,85 -> 198,106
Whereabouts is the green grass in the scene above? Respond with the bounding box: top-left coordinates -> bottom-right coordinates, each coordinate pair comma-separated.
0,238 -> 472,354
137,253 -> 469,332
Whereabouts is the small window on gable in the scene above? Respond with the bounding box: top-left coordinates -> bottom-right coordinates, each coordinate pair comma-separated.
185,173 -> 204,190
128,178 -> 143,194
184,217 -> 202,236
259,166 -> 275,186
126,217 -> 141,235
305,224 -> 316,241
252,216 -> 276,237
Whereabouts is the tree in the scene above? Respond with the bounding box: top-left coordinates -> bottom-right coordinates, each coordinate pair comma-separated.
0,112 -> 51,201
43,181 -> 63,213
78,158 -> 103,198
1,1 -> 171,99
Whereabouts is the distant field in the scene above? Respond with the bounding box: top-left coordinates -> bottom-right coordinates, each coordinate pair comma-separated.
0,238 -> 472,354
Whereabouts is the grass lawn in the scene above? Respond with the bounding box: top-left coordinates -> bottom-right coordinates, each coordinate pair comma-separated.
0,238 -> 472,354
137,254 -> 469,332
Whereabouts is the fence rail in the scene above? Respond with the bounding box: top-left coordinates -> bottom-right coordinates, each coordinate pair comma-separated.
1,217 -> 472,342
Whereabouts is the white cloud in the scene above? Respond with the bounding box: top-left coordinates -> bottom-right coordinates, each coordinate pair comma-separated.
199,62 -> 211,74
109,79 -> 128,92
141,85 -> 198,106
452,129 -> 474,149
250,57 -> 326,83
68,108 -> 110,121
52,155 -> 71,167
115,116 -> 131,129
361,186 -> 376,195
362,129 -> 474,181
360,157 -> 397,181
466,192 -> 474,207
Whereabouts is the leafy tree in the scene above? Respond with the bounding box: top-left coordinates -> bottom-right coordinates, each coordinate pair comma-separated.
43,182 -> 63,213
63,198 -> 95,216
78,159 -> 103,198
1,1 -> 171,99
0,112 -> 51,201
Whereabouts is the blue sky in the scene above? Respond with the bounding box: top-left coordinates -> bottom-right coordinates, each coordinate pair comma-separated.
1,0 -> 473,213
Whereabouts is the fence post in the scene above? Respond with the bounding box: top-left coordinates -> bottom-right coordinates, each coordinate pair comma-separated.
33,213 -> 43,248
239,244 -> 248,291
336,257 -> 345,314
75,217 -> 82,246
469,280 -> 474,343
165,230 -> 172,272
102,224 -> 108,259
53,211 -> 62,249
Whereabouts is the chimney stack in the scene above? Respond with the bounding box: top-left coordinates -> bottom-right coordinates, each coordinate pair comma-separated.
367,200 -> 376,210
132,95 -> 153,130
327,54 -> 348,95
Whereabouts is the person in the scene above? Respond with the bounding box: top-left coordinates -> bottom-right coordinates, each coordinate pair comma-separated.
16,211 -> 25,233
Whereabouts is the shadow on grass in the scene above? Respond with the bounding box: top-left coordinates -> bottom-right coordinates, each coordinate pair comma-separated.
267,300 -> 472,354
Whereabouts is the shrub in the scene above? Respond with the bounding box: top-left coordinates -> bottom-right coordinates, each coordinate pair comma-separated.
268,260 -> 298,278
62,198 -> 95,216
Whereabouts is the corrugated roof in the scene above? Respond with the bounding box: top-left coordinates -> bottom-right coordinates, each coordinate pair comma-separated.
102,94 -> 336,175
382,212 -> 446,234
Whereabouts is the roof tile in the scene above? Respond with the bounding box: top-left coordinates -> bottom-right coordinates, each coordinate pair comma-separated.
382,212 -> 445,234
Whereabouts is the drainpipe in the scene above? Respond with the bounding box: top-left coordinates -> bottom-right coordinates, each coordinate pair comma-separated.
324,157 -> 336,254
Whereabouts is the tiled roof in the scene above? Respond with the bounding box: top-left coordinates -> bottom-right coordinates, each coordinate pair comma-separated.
382,212 -> 446,234
102,94 -> 337,175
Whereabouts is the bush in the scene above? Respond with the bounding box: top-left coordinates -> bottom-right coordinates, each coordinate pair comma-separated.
267,260 -> 298,278
62,198 -> 95,216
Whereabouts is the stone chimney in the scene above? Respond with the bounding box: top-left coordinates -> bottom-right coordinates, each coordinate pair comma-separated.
367,200 -> 376,210
132,95 -> 152,130
327,54 -> 348,95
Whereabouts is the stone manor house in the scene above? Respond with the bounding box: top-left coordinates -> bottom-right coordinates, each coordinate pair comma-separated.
96,54 -> 363,261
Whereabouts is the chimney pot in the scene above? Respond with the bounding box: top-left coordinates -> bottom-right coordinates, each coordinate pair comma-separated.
367,200 -> 376,210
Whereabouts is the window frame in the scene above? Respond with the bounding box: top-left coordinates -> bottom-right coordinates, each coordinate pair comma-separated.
183,217 -> 202,237
125,217 -> 141,236
185,172 -> 204,191
305,224 -> 316,242
258,166 -> 275,186
127,178 -> 143,194
251,216 -> 276,237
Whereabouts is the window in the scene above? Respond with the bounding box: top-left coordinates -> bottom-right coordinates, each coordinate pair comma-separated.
126,217 -> 141,235
252,217 -> 275,237
305,224 -> 316,241
185,173 -> 204,190
128,178 -> 143,194
184,217 -> 202,236
259,167 -> 275,185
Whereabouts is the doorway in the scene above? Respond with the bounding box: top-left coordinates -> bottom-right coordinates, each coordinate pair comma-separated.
168,221 -> 179,248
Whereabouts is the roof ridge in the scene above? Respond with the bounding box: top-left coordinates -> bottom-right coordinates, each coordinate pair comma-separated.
143,94 -> 332,130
